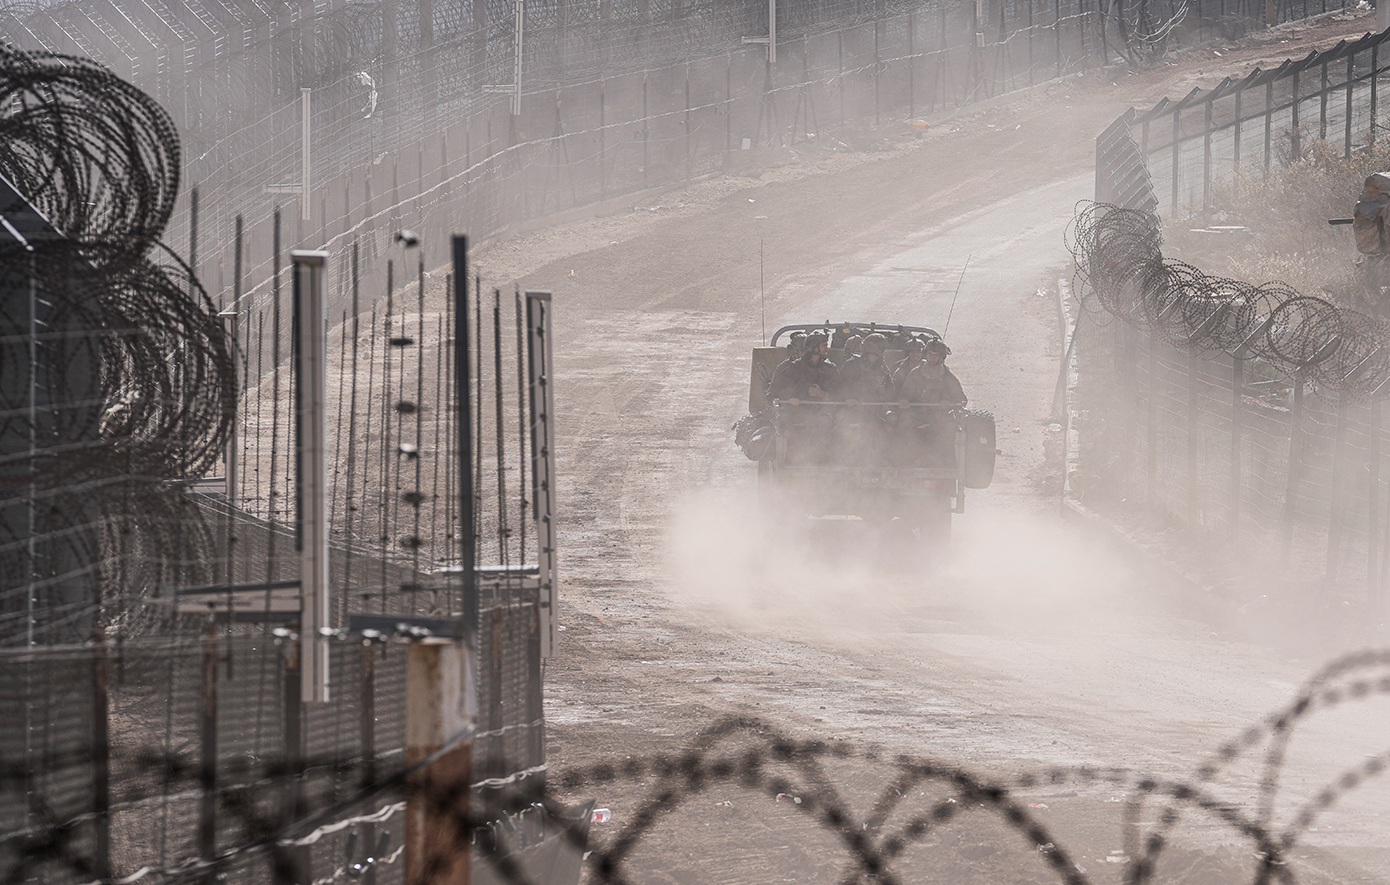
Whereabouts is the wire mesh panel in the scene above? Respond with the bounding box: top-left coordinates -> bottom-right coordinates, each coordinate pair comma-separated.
0,647 -> 99,885
1107,30 -> 1390,224
1070,196 -> 1390,605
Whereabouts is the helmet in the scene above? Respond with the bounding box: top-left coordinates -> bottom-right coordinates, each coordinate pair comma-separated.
844,334 -> 863,354
924,338 -> 951,356
805,330 -> 829,350
904,335 -> 926,353
862,333 -> 889,354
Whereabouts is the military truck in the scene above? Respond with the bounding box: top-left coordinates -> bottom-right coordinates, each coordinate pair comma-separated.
734,322 -> 995,543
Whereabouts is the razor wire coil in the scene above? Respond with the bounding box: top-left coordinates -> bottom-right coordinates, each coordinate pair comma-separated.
1067,201 -> 1390,400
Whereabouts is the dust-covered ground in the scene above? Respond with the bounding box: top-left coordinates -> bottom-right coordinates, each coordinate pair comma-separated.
462,11 -> 1390,882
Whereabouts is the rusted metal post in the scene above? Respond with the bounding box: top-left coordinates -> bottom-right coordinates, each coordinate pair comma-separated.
405,639 -> 474,885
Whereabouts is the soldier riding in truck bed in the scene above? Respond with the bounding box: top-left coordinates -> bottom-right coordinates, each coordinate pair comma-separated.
734,322 -> 994,544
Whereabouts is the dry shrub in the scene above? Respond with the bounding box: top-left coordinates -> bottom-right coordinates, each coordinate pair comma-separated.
1168,137 -> 1390,302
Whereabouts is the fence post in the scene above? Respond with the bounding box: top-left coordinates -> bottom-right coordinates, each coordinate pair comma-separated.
908,11 -> 916,117
1231,349 -> 1244,537
1264,79 -> 1274,173
292,250 -> 330,704
642,70 -> 649,185
1280,368 -> 1306,563
599,79 -> 607,199
197,627 -> 218,885
1146,331 -> 1158,507
404,639 -> 473,885
1171,105 -> 1181,217
276,638 -> 308,885
1345,54 -> 1354,159
838,30 -> 846,128
361,643 -> 379,885
1370,400 -> 1381,606
1373,42 -> 1379,149
685,63 -> 692,177
1327,399 -> 1349,583
1118,323 -> 1135,498
1027,0 -> 1035,85
1188,348 -> 1200,524
724,56 -> 732,158
1319,61 -> 1329,142
1233,88 -> 1243,172
1203,99 -> 1213,213
1291,68 -> 1302,158
91,635 -> 110,882
867,17 -> 878,127
1054,0 -> 1062,76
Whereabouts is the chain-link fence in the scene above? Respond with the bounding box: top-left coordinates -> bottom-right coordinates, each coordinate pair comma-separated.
1104,26 -> 1390,222
4,0 -> 1354,344
1081,29 -> 1390,604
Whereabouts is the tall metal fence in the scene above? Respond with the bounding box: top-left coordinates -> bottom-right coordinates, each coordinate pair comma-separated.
1083,28 -> 1390,605
3,0 -> 1356,339
0,44 -> 555,881
1097,25 -> 1390,221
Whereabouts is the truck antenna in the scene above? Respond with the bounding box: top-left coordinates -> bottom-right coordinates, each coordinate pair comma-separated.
944,254 -> 971,335
760,239 -> 766,343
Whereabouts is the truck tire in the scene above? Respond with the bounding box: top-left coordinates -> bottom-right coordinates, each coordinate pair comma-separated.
961,408 -> 996,489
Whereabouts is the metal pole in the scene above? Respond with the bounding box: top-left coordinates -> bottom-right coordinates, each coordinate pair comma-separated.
768,0 -> 777,65
1374,43 -> 1381,149
526,290 -> 558,657
360,645 -> 379,885
1233,88 -> 1243,172
404,639 -> 473,885
1280,368 -> 1306,562
301,88 -> 311,222
292,250 -> 330,703
1345,54 -> 1354,159
1203,100 -> 1213,212
1172,106 -> 1181,217
1188,348 -> 1200,523
1370,400 -> 1381,606
197,627 -> 218,884
1146,332 -> 1158,507
453,237 -> 477,641
512,0 -> 524,116
1232,349 -> 1244,537
277,642 -> 307,885
1327,399 -> 1349,582
91,637 -> 110,881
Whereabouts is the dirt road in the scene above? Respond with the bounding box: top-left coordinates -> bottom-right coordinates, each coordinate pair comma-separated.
472,11 -> 1390,882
